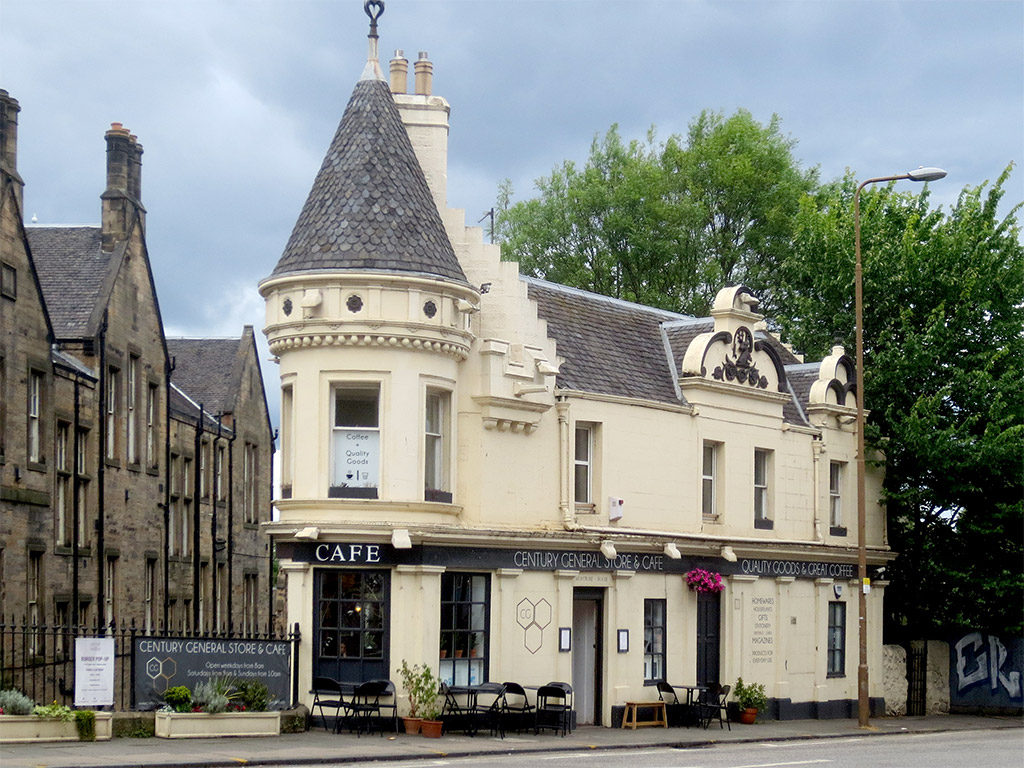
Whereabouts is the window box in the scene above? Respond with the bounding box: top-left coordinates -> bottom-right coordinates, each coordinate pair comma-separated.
0,713 -> 112,743
154,711 -> 280,739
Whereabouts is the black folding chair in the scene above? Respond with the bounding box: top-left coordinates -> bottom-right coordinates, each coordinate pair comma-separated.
535,684 -> 571,736
698,683 -> 731,731
344,680 -> 388,737
370,679 -> 399,734
472,682 -> 506,738
440,683 -> 476,735
310,677 -> 346,732
656,681 -> 685,727
500,681 -> 536,734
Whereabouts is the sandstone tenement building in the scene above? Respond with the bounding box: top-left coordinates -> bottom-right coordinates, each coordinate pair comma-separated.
0,89 -> 274,639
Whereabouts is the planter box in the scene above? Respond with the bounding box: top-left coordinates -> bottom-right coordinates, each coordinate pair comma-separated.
154,711 -> 281,739
0,713 -> 113,743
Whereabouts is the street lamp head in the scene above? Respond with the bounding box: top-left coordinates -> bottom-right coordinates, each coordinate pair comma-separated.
907,166 -> 947,182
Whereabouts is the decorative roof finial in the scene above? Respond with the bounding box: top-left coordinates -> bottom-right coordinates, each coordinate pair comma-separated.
360,1 -> 386,81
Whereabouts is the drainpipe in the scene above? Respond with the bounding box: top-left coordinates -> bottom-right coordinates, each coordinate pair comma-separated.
211,420 -> 221,632
556,397 -> 577,531
97,314 -> 108,629
268,430 -> 278,633
163,355 -> 174,630
193,405 -> 203,632
812,440 -> 825,543
226,424 -> 235,633
71,375 -> 81,628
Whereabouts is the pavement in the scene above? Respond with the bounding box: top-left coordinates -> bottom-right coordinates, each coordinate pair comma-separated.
1,713 -> 1021,768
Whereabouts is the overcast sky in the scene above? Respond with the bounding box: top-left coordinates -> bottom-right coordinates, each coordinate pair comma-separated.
3,0 -> 1021,430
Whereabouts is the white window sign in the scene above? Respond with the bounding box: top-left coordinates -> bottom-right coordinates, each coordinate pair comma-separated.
333,429 -> 379,487
75,636 -> 115,706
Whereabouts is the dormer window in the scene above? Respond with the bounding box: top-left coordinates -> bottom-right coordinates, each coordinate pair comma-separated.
330,386 -> 380,499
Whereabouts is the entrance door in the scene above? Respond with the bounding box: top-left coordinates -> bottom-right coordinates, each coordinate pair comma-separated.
696,590 -> 721,686
572,588 -> 603,725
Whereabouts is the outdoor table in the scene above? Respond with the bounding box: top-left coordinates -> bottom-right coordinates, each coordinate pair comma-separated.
674,685 -> 707,728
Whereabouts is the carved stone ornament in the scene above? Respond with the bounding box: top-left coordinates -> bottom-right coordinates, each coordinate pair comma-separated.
423,300 -> 437,319
282,298 -> 293,316
346,294 -> 364,313
713,326 -> 768,389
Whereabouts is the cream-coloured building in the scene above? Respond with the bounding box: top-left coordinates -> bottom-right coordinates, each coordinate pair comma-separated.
259,17 -> 890,725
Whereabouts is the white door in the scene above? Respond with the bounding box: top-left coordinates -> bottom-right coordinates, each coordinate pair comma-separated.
572,596 -> 600,724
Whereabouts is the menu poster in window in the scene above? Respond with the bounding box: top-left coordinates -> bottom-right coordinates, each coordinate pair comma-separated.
333,429 -> 379,487
75,636 -> 115,706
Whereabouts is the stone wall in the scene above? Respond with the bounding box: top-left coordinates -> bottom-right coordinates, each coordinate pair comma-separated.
883,644 -> 907,715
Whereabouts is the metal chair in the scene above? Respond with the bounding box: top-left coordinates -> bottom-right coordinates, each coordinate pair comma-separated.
500,681 -> 536,734
656,681 -> 686,727
344,679 -> 388,736
472,682 -> 507,738
535,683 -> 572,736
370,679 -> 399,734
310,676 -> 346,732
698,683 -> 731,730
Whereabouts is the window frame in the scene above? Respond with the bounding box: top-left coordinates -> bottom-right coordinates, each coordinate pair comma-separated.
439,572 -> 490,686
329,384 -> 381,499
644,598 -> 666,684
827,600 -> 847,677
27,369 -> 44,465
424,388 -> 452,503
146,382 -> 158,469
243,441 -> 258,525
105,366 -> 120,462
829,461 -> 847,535
55,421 -> 72,547
0,260 -> 16,300
753,448 -> 773,528
701,441 -> 720,519
574,424 -> 594,508
126,355 -> 139,466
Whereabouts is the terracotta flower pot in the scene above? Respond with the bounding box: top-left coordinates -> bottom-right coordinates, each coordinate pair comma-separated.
420,719 -> 443,738
739,708 -> 757,725
402,717 -> 422,735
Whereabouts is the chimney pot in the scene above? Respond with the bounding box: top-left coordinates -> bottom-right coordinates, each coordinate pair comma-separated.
389,49 -> 409,94
414,51 -> 433,96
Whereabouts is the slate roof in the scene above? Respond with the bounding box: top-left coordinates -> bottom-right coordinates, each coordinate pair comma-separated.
527,277 -> 814,425
166,337 -> 241,416
26,226 -> 111,338
273,79 -> 467,285
526,278 -> 689,405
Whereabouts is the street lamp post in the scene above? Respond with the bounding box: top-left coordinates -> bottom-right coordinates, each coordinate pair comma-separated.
853,167 -> 946,728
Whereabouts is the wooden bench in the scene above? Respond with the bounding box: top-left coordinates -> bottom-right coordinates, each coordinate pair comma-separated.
621,700 -> 668,729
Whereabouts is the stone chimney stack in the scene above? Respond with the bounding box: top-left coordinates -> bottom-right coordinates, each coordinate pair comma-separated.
101,123 -> 145,250
0,90 -> 24,210
389,49 -> 408,94
393,51 -> 449,215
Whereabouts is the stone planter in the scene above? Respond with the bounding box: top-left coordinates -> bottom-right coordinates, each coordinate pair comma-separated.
154,711 -> 281,739
0,713 -> 113,743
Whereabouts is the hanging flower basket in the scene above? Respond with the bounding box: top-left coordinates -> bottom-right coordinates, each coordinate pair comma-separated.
686,568 -> 724,593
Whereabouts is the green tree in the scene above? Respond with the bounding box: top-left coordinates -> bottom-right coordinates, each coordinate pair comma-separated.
774,166 -> 1024,638
496,111 -> 816,315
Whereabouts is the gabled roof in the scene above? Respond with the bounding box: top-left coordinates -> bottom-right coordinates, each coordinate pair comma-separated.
273,78 -> 467,285
26,226 -> 111,338
166,337 -> 241,416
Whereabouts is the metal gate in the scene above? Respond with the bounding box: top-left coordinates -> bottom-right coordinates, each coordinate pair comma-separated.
906,641 -> 927,715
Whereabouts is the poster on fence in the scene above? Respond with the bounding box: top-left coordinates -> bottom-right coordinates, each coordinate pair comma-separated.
132,637 -> 292,710
75,636 -> 115,706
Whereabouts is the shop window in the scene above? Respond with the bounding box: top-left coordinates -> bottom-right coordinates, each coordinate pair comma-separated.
27,370 -> 43,464
330,386 -> 379,499
574,424 -> 594,507
440,573 -> 489,686
56,421 -> 72,547
830,461 -> 846,535
315,569 -> 389,681
827,601 -> 846,677
424,389 -> 451,502
702,441 -> 720,519
753,448 -> 773,528
644,599 -> 666,683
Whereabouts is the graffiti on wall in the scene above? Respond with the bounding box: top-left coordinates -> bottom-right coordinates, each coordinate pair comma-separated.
951,632 -> 1022,709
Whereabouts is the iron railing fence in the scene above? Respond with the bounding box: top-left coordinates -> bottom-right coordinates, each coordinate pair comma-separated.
0,616 -> 300,711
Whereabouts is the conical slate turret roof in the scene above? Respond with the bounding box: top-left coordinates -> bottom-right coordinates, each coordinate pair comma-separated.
273,78 -> 467,284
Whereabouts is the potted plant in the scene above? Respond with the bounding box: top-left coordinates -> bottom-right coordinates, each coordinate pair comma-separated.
686,568 -> 725,593
733,677 -> 768,724
399,660 -> 442,738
